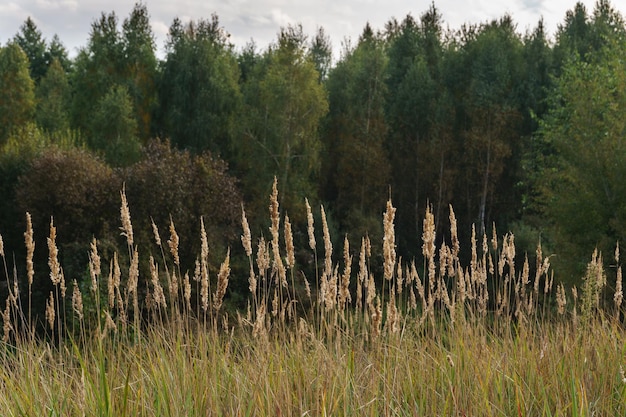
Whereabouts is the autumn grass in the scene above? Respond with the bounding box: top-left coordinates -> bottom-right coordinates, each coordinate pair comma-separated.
0,177 -> 625,416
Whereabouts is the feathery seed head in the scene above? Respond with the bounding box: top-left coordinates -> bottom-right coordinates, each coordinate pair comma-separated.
449,205 -> 459,259
241,205 -> 252,257
422,204 -> 435,260
556,282 -> 567,315
2,299 -> 11,342
615,265 -> 623,310
213,249 -> 231,311
168,219 -> 180,266
149,255 -> 166,309
120,185 -> 133,246
383,199 -> 397,281
151,218 -> 161,247
45,291 -> 55,329
47,217 -> 62,286
305,198 -> 316,250
321,205 -> 332,279
284,214 -> 295,269
269,177 -> 280,243
183,272 -> 192,310
72,280 -> 83,320
89,238 -> 100,293
25,212 -> 35,287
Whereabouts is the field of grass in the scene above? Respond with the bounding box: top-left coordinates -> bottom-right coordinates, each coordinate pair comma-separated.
0,179 -> 625,416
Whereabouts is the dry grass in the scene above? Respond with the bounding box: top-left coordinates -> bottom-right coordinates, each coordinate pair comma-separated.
0,178 -> 625,416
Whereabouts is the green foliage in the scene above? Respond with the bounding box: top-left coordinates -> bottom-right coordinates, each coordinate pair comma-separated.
47,35 -> 72,74
71,11 -> 124,133
72,5 -> 156,145
309,26 -> 332,81
157,15 -> 242,155
322,24 -> 390,236
520,19 -> 554,134
455,17 -> 525,234
534,41 -> 626,281
0,43 -> 36,144
121,2 -> 158,142
89,84 -> 142,166
554,0 -> 626,70
13,17 -> 48,83
5,3 -> 626,291
236,24 -> 328,222
36,58 -> 71,134
384,9 -> 454,251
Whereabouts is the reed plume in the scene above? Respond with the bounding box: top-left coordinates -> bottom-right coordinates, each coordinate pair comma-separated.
25,213 -> 34,288
120,185 -> 133,247
213,249 -> 231,311
383,199 -> 396,281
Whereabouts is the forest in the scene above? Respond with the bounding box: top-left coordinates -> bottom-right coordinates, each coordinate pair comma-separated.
1,0 -> 626,316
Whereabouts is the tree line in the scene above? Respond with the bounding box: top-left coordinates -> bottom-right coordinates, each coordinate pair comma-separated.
1,1 -> 626,317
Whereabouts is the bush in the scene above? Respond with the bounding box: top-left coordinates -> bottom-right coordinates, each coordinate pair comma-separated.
124,140 -> 242,273
15,146 -> 121,315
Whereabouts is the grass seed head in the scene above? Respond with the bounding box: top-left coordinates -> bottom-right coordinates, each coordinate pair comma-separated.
422,204 -> 435,260
285,214 -> 294,269
615,265 -> 623,310
168,219 -> 180,267
149,255 -> 167,310
557,282 -> 567,315
183,272 -> 192,310
3,299 -> 11,342
25,212 -> 35,287
151,218 -> 161,247
241,205 -> 252,257
321,205 -> 332,279
339,235 -> 352,307
449,205 -> 459,259
72,280 -> 83,320
383,199 -> 397,281
213,249 -> 231,311
305,198 -> 316,250
120,185 -> 133,246
89,238 -> 100,293
45,291 -> 55,330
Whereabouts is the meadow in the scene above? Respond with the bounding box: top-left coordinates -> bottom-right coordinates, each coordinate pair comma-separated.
0,179 -> 624,416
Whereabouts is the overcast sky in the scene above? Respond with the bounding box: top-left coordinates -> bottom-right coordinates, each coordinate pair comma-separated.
0,0 -> 608,59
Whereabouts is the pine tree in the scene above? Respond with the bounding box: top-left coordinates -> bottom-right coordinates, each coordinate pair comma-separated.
13,17 -> 47,83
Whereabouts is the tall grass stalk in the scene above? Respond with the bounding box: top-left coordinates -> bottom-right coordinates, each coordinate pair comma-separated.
0,180 -> 624,415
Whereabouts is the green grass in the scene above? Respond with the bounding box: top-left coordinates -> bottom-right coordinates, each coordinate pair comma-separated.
0,180 -> 624,416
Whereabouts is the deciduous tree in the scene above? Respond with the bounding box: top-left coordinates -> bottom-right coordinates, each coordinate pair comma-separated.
157,15 -> 241,155
0,43 -> 36,144
536,41 -> 626,280
36,58 -> 71,135
89,84 -> 141,166
322,24 -> 390,238
237,25 -> 328,220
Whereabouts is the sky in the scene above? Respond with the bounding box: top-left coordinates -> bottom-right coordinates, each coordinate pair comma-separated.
0,0 -> 610,59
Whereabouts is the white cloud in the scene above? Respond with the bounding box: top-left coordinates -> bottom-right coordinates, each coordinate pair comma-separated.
0,0 -> 613,57
35,0 -> 78,12
270,8 -> 294,27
